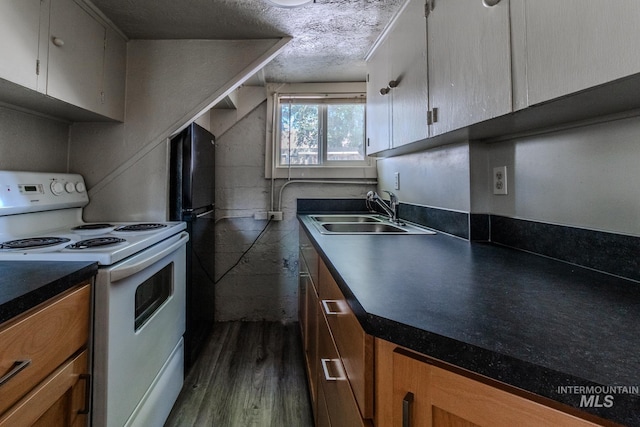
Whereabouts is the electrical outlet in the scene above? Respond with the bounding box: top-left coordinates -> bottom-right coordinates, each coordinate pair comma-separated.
268,211 -> 283,221
394,172 -> 400,190
493,166 -> 508,195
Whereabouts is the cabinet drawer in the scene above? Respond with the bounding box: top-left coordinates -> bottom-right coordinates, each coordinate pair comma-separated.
319,261 -> 374,419
0,284 -> 90,414
317,313 -> 371,427
0,350 -> 89,427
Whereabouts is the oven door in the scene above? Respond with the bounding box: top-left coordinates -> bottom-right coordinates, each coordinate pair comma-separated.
92,231 -> 188,427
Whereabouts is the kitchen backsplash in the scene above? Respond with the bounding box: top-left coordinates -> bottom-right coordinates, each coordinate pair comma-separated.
298,198 -> 639,283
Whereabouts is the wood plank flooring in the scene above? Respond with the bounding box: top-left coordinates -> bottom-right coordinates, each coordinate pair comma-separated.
165,321 -> 314,427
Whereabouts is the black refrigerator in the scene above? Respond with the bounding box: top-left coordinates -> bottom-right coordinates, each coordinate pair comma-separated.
169,122 -> 216,373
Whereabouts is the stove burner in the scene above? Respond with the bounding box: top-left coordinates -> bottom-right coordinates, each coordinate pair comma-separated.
72,223 -> 115,231
114,223 -> 167,232
1,237 -> 72,250
66,237 -> 126,249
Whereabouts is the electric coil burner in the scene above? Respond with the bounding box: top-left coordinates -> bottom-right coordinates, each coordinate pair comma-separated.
0,236 -> 71,250
73,223 -> 115,230
66,237 -> 126,250
114,223 -> 168,233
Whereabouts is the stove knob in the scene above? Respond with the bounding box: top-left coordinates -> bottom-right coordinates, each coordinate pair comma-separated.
75,182 -> 86,193
50,180 -> 65,195
65,182 -> 76,193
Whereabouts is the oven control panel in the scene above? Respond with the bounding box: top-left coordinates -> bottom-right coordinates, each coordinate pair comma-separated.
0,171 -> 89,215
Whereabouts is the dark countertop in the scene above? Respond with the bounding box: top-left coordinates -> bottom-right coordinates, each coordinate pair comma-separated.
0,261 -> 98,324
298,215 -> 640,426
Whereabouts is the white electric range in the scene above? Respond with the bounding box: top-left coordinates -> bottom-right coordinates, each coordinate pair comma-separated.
0,171 -> 188,427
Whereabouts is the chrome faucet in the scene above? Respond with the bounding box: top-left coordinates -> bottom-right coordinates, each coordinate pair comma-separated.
366,190 -> 400,223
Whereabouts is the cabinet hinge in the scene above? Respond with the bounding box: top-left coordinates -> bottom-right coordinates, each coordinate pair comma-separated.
427,107 -> 439,125
366,73 -> 370,83
36,60 -> 40,76
100,91 -> 105,104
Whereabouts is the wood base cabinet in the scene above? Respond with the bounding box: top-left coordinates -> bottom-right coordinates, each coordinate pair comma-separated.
298,227 -> 373,426
0,283 -> 91,427
376,339 -> 604,427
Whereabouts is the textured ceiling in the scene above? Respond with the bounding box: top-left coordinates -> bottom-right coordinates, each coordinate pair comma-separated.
90,0 -> 405,83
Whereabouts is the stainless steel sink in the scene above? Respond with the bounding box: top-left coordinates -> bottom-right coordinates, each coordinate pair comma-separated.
310,215 -> 382,223
321,223 -> 408,233
310,214 -> 435,235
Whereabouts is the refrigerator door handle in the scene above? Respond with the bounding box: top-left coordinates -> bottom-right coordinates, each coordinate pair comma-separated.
183,204 -> 214,220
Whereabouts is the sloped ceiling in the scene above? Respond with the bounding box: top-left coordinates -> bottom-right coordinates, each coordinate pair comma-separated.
90,0 -> 405,83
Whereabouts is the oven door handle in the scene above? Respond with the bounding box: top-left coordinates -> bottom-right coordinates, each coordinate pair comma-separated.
109,232 -> 189,282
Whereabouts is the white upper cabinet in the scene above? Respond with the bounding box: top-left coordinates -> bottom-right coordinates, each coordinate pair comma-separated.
0,0 -> 43,90
427,0 -> 512,136
523,0 -> 640,106
0,0 -> 126,121
366,37 -> 391,155
98,26 -> 126,121
366,0 -> 428,155
48,0 -> 106,115
388,0 -> 429,148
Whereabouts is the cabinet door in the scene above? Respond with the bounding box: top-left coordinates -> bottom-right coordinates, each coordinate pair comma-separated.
427,0 -> 511,136
388,0 -> 429,148
525,0 -> 640,105
392,351 -> 432,427
366,37 -> 391,155
0,351 -> 89,427
0,0 -> 42,90
392,349 -> 600,427
98,26 -> 126,121
47,0 -> 105,113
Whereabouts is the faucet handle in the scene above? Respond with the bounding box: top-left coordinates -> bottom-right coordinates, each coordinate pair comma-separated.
383,190 -> 397,205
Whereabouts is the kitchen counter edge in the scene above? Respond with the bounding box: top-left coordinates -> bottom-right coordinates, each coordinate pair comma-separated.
0,261 -> 98,324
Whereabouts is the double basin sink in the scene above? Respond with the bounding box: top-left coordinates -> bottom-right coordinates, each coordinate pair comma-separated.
310,214 -> 436,235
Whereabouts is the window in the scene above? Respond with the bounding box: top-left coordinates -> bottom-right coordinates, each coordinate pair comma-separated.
279,98 -> 366,167
265,82 -> 376,180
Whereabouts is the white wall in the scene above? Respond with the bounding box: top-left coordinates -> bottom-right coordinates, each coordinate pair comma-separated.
0,106 -> 70,172
376,114 -> 640,238
482,116 -> 640,236
376,141 -> 470,212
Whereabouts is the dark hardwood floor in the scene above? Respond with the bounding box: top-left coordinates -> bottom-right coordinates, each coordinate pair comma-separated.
165,321 -> 314,427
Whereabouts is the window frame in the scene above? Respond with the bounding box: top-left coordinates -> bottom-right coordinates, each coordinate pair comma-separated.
265,82 -> 377,180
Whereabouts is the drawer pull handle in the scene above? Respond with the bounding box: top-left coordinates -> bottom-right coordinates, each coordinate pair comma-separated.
0,359 -> 31,386
321,299 -> 342,315
320,358 -> 346,381
402,391 -> 414,427
78,374 -> 91,415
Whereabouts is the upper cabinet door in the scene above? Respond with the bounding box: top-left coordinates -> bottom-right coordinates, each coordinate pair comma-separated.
98,26 -> 126,121
427,0 -> 512,136
47,0 -> 105,113
525,0 -> 640,106
366,37 -> 392,155
388,0 -> 429,148
0,0 -> 42,90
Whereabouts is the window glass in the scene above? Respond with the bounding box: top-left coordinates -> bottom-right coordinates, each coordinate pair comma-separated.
280,103 -> 319,165
278,99 -> 366,167
327,104 -> 365,162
